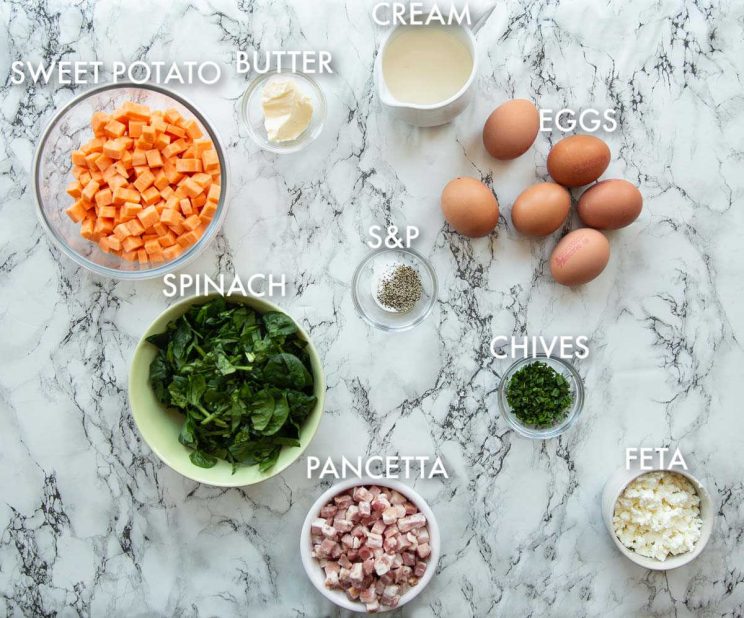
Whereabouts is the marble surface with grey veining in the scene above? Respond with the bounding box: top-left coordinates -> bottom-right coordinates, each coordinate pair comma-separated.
1,0 -> 743,616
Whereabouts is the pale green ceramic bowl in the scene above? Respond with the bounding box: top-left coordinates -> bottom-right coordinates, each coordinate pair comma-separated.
128,293 -> 325,486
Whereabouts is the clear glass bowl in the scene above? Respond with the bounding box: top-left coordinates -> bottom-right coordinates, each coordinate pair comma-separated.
241,70 -> 326,154
498,355 -> 584,439
352,247 -> 437,332
33,82 -> 229,280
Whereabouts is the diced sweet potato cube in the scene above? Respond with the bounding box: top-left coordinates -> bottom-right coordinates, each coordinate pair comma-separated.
66,201 -> 88,223
113,223 -> 130,240
181,178 -> 203,198
176,231 -> 199,248
79,171 -> 92,186
131,149 -> 147,167
199,202 -> 217,221
159,230 -> 177,247
98,205 -> 117,219
94,217 -> 114,237
183,214 -> 201,231
91,112 -> 110,135
112,187 -> 140,204
121,250 -> 137,262
137,248 -> 149,264
71,150 -> 87,167
66,181 -> 82,198
159,209 -> 183,226
94,154 -> 113,172
111,107 -> 128,122
81,137 -> 105,154
126,219 -> 145,237
141,186 -> 160,205
162,245 -> 182,261
207,183 -> 220,203
103,138 -> 126,160
164,167 -> 183,185
95,188 -> 113,207
133,169 -> 155,192
191,173 -> 212,188
84,152 -> 101,168
137,205 -> 160,229
179,198 -> 193,216
201,149 -> 219,172
161,139 -> 187,159
108,175 -> 128,189
140,125 -> 156,144
80,217 -> 96,239
122,235 -> 144,252
123,101 -> 151,122
165,123 -> 186,138
176,158 -> 201,173
152,170 -> 169,191
164,108 -> 181,123
98,236 -> 111,253
145,149 -> 163,168
104,119 -> 126,138
192,193 -> 207,209
81,179 -> 100,203
144,238 -> 162,255
192,138 -> 213,154
183,119 -> 203,139
164,195 -> 179,211
154,133 -> 171,150
121,202 -> 143,220
128,120 -> 144,138
107,235 -> 122,252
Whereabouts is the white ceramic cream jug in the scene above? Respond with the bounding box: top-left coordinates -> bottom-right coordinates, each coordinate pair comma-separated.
375,23 -> 478,127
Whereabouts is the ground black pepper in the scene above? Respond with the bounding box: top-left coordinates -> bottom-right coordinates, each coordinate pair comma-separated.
376,265 -> 423,312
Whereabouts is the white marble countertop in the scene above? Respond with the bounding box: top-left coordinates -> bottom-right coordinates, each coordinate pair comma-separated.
1,0 -> 743,616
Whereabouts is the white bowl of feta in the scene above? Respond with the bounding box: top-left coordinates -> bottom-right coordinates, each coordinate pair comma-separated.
602,467 -> 714,570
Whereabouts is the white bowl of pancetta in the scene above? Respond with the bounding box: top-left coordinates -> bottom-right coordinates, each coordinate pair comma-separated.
300,478 -> 440,613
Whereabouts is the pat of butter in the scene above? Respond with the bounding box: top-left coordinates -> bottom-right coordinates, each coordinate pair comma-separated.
261,77 -> 313,143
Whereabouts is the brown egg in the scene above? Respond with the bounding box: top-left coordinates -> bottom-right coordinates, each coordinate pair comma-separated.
577,179 -> 643,229
441,177 -> 499,237
511,183 -> 571,236
550,228 -> 610,286
547,135 -> 611,187
482,99 -> 540,160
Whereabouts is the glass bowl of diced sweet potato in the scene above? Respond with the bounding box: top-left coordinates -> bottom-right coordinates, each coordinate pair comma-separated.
33,82 -> 228,279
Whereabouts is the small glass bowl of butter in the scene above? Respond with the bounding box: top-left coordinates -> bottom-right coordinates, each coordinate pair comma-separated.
241,70 -> 326,154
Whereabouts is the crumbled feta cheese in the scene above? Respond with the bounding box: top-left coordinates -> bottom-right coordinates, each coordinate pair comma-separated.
613,471 -> 702,561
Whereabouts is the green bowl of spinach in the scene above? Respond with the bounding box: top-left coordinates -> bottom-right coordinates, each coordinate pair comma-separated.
129,294 -> 325,486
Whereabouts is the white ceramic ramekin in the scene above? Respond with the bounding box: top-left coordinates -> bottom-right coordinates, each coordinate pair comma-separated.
300,478 -> 440,613
602,464 -> 714,570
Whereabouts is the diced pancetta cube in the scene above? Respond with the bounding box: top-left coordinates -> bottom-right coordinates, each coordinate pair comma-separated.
383,536 -> 398,553
398,513 -> 426,533
402,551 -> 416,566
318,538 -> 338,558
415,527 -> 430,542
339,553 -> 352,569
392,553 -> 403,569
371,520 -> 386,535
406,532 -> 418,548
347,505 -> 360,522
353,486 -> 374,502
324,562 -> 340,587
351,524 -> 367,538
404,502 -> 418,515
358,546 -> 373,561
349,562 -> 364,584
334,519 -> 353,533
341,534 -> 354,548
368,486 -> 382,497
396,565 -> 412,583
384,524 -> 399,538
321,524 -> 337,538
414,561 -> 427,577
366,532 -> 383,548
311,534 -> 323,545
382,585 -> 400,607
334,494 -> 353,508
330,543 -> 342,559
416,543 -> 430,559
359,586 -> 376,603
382,507 -> 399,525
380,571 -> 395,585
347,586 -> 361,599
311,518 -> 326,535
347,549 -> 359,562
319,504 -> 337,518
363,557 -> 375,575
374,579 -> 385,595
366,600 -> 380,613
371,496 -> 391,512
374,553 -> 394,576
397,534 -> 412,551
359,501 -> 371,517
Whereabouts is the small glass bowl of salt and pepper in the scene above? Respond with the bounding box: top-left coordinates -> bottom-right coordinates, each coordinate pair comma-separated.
352,247 -> 437,331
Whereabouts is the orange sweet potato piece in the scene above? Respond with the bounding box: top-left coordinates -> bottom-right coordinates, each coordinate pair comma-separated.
81,179 -> 100,203
122,236 -> 144,252
66,201 -> 88,223
183,214 -> 201,231
201,149 -> 219,172
207,184 -> 220,203
141,186 -> 160,205
95,188 -> 113,207
133,169 -> 155,192
66,181 -> 82,199
71,150 -> 87,167
137,205 -> 160,229
104,119 -> 126,138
